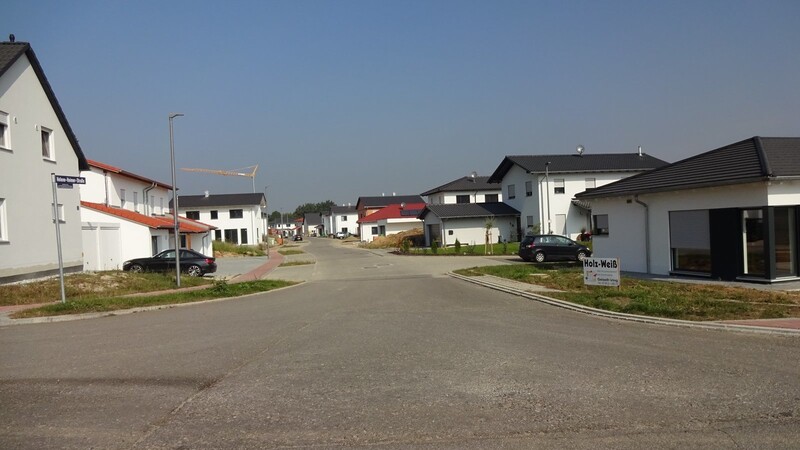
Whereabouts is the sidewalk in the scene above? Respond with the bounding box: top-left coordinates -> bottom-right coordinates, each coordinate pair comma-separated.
451,273 -> 800,335
0,250 -> 286,326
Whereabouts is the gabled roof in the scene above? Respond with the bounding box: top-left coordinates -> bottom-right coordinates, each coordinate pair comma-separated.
355,195 -> 424,210
81,201 -> 214,232
418,202 -> 520,220
575,137 -> 800,199
357,202 -> 426,224
330,205 -> 356,214
88,159 -> 173,189
304,212 -> 321,225
175,193 -> 265,208
487,153 -> 668,183
1,41 -> 89,171
420,176 -> 499,196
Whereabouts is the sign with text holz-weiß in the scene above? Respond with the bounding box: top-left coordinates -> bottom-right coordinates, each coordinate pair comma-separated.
583,257 -> 620,287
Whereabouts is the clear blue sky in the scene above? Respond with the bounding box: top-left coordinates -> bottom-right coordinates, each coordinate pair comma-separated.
4,0 -> 800,214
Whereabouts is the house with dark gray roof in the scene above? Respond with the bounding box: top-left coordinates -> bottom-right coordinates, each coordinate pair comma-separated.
1,39 -> 90,282
328,205 -> 358,237
487,150 -> 668,241
418,203 -> 521,247
575,136 -> 800,283
421,175 -> 501,205
174,192 -> 266,245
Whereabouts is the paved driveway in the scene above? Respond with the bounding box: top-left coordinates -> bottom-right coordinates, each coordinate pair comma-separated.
1,238 -> 798,449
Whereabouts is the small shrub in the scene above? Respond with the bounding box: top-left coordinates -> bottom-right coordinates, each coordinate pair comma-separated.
400,238 -> 411,254
501,241 -> 508,254
454,239 -> 461,253
431,239 -> 439,255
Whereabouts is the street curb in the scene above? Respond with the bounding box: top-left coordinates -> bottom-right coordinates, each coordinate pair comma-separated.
0,282 -> 304,327
448,272 -> 800,337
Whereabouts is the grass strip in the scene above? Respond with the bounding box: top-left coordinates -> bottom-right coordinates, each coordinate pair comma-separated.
455,265 -> 800,322
279,261 -> 315,267
278,249 -> 305,255
12,279 -> 297,318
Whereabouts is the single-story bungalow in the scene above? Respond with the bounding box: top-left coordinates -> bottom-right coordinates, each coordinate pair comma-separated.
418,202 -> 521,247
575,136 -> 800,283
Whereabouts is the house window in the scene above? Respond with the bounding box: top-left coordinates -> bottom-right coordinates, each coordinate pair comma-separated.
525,180 -> 532,197
214,229 -> 222,240
743,209 -> 765,276
341,215 -> 347,221
230,209 -> 244,219
342,227 -> 348,233
159,197 -> 164,215
456,194 -> 470,204
593,214 -> 609,236
149,195 -> 155,215
51,202 -> 65,223
41,126 -> 53,159
210,210 -> 218,220
133,192 -> 139,213
670,210 -> 711,273
585,178 -> 596,189
507,184 -> 516,199
186,211 -> 200,220
485,194 -> 498,203
224,229 -> 238,244
554,179 -> 565,194
120,189 -> 126,208
526,215 -> 534,229
241,228 -> 248,244
371,226 -> 378,235
0,198 -> 8,241
0,111 -> 10,150
448,230 -> 454,235
774,207 -> 797,278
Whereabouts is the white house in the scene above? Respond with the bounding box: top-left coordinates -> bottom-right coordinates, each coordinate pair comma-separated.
487,150 -> 668,241
576,136 -> 800,284
0,40 -> 90,283
356,195 -> 425,221
421,175 -> 502,205
330,205 -> 358,236
418,203 -> 520,247
79,160 -> 215,270
303,212 -> 322,236
358,202 -> 426,243
176,193 -> 266,245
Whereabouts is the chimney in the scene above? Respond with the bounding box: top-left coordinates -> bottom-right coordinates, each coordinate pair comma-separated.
392,192 -> 396,196
204,190 -> 209,198
638,146 -> 643,157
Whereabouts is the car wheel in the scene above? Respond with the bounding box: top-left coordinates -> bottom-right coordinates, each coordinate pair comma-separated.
534,252 -> 546,263
577,251 -> 588,261
129,264 -> 144,273
187,265 -> 203,277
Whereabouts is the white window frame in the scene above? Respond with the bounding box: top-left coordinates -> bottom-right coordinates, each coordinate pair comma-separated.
525,180 -> 533,197
51,202 -> 65,223
133,191 -> 139,213
0,111 -> 10,151
41,126 -> 54,160
0,198 -> 8,242
507,184 -> 516,199
120,189 -> 126,208
554,179 -> 565,194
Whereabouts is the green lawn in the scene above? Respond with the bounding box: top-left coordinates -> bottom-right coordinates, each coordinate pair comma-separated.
455,264 -> 800,321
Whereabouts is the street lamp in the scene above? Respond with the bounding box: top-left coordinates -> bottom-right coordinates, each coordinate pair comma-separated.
169,112 -> 184,287
545,161 -> 551,234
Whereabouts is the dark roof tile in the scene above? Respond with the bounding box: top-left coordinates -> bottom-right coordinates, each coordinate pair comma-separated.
421,176 -> 498,196
419,202 -> 520,220
487,153 -> 668,183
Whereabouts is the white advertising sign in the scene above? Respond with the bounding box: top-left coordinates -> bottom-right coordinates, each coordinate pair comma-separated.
583,257 -> 620,287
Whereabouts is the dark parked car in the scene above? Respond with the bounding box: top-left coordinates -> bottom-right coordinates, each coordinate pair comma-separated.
122,249 -> 217,277
293,234 -> 303,241
518,234 -> 591,263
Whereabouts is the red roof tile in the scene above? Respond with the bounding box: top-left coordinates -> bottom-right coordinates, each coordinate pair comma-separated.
81,201 -> 211,233
357,202 -> 426,224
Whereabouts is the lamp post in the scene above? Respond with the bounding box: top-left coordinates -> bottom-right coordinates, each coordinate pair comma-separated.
264,185 -> 270,259
545,161 -> 551,234
169,112 -> 184,287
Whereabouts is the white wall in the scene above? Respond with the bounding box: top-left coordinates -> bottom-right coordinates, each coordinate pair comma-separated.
80,167 -> 171,215
360,219 -> 422,243
429,216 -> 516,247
181,205 -> 262,245
332,212 -> 358,235
426,189 -> 502,205
81,208 -> 172,268
0,54 -> 84,280
590,182 -> 770,275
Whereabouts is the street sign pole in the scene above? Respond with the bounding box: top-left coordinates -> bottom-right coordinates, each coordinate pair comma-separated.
51,173 -> 66,303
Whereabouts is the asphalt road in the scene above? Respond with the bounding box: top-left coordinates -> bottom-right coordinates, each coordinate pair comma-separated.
1,238 -> 799,449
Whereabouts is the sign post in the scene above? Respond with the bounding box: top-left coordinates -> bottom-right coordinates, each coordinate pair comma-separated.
51,174 -> 86,303
583,257 -> 621,288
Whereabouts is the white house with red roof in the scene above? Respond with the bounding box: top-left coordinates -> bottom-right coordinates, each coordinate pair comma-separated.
357,202 -> 426,243
80,160 -> 215,271
0,40 -> 90,283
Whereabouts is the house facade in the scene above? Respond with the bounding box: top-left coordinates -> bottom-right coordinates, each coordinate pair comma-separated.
0,40 -> 90,283
421,175 -> 502,205
576,137 -> 800,283
330,205 -> 358,236
488,152 -> 668,241
176,193 -> 266,245
79,160 -> 214,270
356,195 -> 425,220
358,202 -> 426,243
418,203 -> 520,247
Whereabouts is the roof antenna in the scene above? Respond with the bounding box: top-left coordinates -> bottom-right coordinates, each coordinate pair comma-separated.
638,145 -> 643,157
469,171 -> 478,182
576,145 -> 584,156
9,34 -> 16,43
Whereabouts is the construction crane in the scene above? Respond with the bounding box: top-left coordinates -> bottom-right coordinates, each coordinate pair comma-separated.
181,165 -> 258,192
